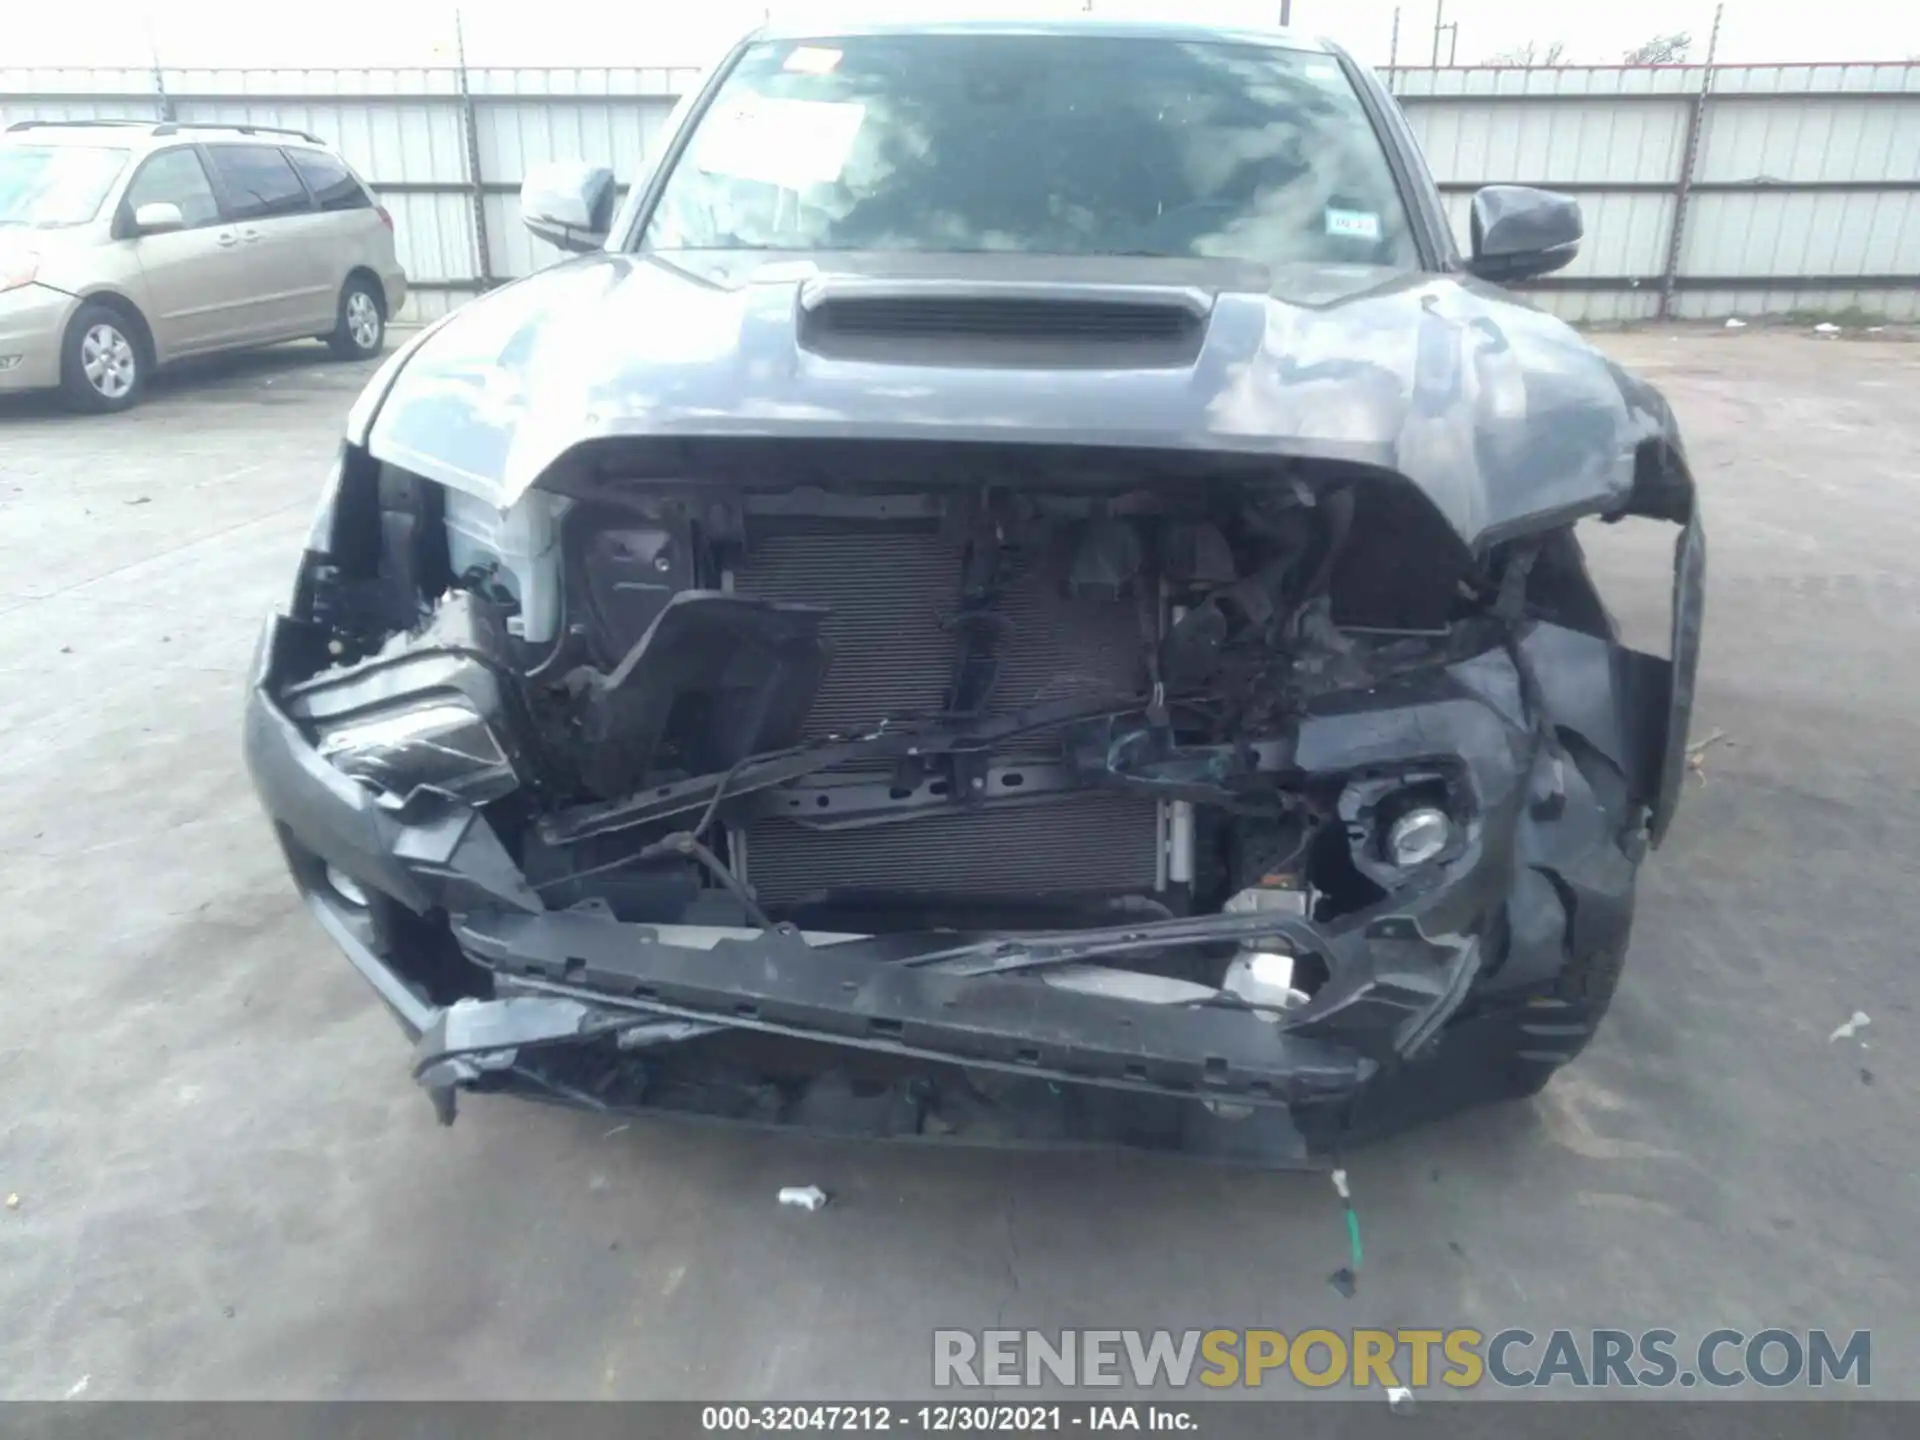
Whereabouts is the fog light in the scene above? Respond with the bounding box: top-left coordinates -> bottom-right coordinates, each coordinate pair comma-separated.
1387,806 -> 1451,867
325,865 -> 370,907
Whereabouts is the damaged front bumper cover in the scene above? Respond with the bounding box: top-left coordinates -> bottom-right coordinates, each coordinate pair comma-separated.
441,909 -> 1396,1099
246,548 -> 1683,1157
410,904 -> 1498,1162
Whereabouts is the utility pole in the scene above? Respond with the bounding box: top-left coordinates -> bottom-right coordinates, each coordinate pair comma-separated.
1279,2 -> 1293,26
143,10 -> 173,121
1658,3 -> 1726,320
453,6 -> 493,292
1431,1 -> 1459,66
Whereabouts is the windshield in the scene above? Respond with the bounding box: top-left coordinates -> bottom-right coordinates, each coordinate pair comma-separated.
642,34 -> 1418,269
0,144 -> 129,228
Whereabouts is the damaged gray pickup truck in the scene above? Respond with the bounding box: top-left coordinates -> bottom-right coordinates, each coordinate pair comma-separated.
244,18 -> 1704,1162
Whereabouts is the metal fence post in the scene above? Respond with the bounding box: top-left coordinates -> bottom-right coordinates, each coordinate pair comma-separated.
453,7 -> 493,295
1657,3 -> 1725,320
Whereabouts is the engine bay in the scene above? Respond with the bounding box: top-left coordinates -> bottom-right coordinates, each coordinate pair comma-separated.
282,442 -> 1582,1020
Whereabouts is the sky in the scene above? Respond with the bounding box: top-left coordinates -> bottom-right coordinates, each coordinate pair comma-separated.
8,0 -> 1918,71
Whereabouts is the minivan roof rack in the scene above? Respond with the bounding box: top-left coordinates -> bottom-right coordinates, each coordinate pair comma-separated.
4,118 -> 325,145
6,118 -> 158,132
151,121 -> 326,144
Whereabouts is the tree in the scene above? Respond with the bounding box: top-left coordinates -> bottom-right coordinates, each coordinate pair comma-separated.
1623,32 -> 1693,64
1485,40 -> 1568,67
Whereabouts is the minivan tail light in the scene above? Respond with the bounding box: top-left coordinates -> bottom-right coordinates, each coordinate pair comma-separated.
376,204 -> 394,232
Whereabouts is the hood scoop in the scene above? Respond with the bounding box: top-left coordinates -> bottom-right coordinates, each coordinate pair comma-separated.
796,277 -> 1211,363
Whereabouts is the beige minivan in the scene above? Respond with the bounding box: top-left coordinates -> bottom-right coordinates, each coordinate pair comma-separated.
0,120 -> 408,412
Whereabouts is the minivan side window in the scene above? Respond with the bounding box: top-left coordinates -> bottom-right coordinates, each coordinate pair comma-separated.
207,145 -> 312,221
123,147 -> 221,228
286,148 -> 371,212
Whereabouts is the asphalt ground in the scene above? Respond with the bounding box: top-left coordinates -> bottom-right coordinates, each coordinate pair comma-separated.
0,330 -> 1914,1400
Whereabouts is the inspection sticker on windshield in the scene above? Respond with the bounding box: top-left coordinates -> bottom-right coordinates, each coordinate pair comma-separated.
692,96 -> 866,189
782,46 -> 842,74
1325,208 -> 1382,241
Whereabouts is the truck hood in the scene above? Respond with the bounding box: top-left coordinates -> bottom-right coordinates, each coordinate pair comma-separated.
360,250 -> 1681,551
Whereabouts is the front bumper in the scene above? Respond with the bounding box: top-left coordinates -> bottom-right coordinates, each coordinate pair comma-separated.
0,283 -> 73,392
245,604 -> 1649,1160
382,269 -> 409,323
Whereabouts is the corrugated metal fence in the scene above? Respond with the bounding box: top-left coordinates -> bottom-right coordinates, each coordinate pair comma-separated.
1395,63 -> 1920,322
5,60 -> 1917,324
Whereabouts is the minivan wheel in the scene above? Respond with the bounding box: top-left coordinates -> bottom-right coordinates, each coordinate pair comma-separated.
327,280 -> 385,359
60,304 -> 146,413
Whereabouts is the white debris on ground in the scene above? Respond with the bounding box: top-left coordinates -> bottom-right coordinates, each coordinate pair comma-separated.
1686,727 -> 1731,785
778,1185 -> 830,1212
1830,1011 -> 1871,1043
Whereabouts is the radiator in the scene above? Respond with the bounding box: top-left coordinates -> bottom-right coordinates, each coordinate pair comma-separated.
727,518 -> 1160,902
739,792 -> 1163,905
